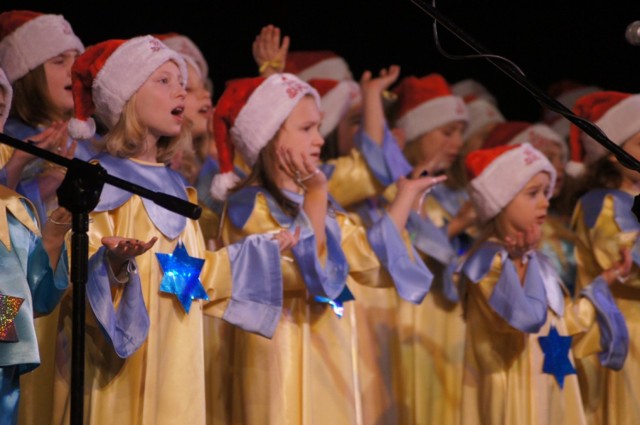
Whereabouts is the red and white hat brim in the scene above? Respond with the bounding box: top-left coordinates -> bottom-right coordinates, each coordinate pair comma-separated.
469,143 -> 557,222
397,95 -> 469,142
0,14 -> 84,83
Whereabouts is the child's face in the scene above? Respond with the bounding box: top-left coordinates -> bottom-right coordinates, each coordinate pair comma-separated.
135,61 -> 186,140
44,49 -> 79,116
183,63 -> 212,139
616,131 -> 640,185
276,96 -> 324,167
499,171 -> 551,235
415,120 -> 466,172
529,139 -> 565,197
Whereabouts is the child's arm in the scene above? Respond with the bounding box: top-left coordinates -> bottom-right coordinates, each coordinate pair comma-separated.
278,146 -> 328,249
252,24 -> 289,78
40,206 -> 72,270
386,173 -> 447,232
2,121 -> 69,189
360,65 -> 400,145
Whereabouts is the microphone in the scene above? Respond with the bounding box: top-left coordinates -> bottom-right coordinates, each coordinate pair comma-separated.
626,21 -> 640,45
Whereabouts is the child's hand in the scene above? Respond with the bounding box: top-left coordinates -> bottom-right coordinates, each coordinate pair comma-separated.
42,207 -> 72,240
102,236 -> 158,273
253,24 -> 290,77
272,226 -> 301,252
398,170 -> 447,195
360,65 -> 400,95
11,121 -> 69,166
602,247 -> 633,285
503,224 -> 541,260
277,146 -> 327,192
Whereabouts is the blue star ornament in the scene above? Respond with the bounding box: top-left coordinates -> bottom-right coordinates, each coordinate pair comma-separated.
538,325 -> 577,388
156,242 -> 208,313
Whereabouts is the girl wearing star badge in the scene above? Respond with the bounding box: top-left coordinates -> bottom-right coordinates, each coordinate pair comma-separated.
457,143 -> 628,425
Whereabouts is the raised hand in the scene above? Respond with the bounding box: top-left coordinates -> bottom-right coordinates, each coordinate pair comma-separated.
276,146 -> 326,192
360,65 -> 401,95
253,24 -> 290,77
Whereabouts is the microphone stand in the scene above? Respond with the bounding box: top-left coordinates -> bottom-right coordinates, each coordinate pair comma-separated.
0,133 -> 201,425
409,0 -> 640,221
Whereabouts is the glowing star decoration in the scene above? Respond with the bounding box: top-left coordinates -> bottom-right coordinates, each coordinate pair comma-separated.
156,243 -> 208,313
538,325 -> 576,388
0,293 -> 24,342
314,286 -> 355,318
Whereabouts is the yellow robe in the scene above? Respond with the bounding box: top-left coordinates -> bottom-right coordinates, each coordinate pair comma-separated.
48,162 -> 232,425
393,191 -> 466,425
571,192 -> 640,425
209,191 -> 414,425
460,250 -> 605,425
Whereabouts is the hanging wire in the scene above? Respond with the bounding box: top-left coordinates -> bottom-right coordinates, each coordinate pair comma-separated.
429,0 -> 608,139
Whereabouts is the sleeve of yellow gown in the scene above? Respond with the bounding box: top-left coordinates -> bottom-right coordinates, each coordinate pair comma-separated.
326,149 -> 385,208
566,275 -> 629,370
326,124 -> 412,208
338,209 -> 434,304
572,194 -> 640,287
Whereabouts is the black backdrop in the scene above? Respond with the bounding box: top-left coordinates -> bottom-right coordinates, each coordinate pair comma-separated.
5,1 -> 640,123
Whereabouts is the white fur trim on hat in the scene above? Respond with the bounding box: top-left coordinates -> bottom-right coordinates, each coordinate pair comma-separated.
319,80 -> 361,137
0,14 -> 84,83
297,57 -> 353,82
231,73 -> 321,166
396,95 -> 469,142
210,171 -> 242,201
0,67 -> 13,130
469,143 -> 557,222
161,35 -> 208,79
508,123 -> 567,161
463,98 -> 505,142
580,94 -> 640,165
92,36 -> 187,130
451,79 -> 496,105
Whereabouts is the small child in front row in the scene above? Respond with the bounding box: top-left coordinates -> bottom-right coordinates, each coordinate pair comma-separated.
0,66 -> 70,425
458,143 -> 629,425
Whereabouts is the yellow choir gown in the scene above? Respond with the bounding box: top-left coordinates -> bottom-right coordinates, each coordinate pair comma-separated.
571,189 -> 640,425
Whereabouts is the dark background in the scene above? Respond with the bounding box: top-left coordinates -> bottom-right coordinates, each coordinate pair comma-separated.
5,1 -> 640,122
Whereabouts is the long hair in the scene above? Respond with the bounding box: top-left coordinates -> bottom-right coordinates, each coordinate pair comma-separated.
100,92 -> 190,163
230,130 -> 300,217
11,65 -> 69,126
572,156 -> 623,202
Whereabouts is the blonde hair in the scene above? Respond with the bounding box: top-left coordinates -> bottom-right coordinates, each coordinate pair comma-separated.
101,92 -> 190,163
402,136 -> 425,167
11,65 -> 69,126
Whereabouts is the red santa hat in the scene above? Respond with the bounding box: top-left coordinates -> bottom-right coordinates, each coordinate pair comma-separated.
307,78 -> 361,137
0,10 -> 84,83
0,67 -> 12,130
466,143 -> 557,223
68,35 -> 187,140
451,78 -> 497,105
393,74 -> 469,142
284,50 -> 353,82
211,73 -> 321,200
483,121 -> 567,160
154,32 -> 209,80
568,91 -> 640,176
542,81 -> 602,139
